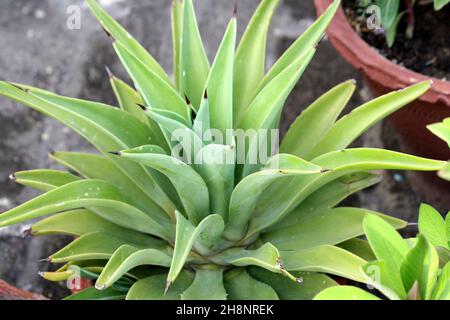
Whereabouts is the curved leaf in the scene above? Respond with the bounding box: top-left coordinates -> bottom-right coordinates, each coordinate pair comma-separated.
172,0 -> 184,91
113,41 -> 190,122
263,207 -> 406,250
224,154 -> 323,241
280,80 -> 355,158
86,0 -> 172,86
0,179 -> 171,240
65,287 -> 126,300
12,169 -> 80,192
307,81 -> 431,159
281,245 -> 367,283
418,203 -> 449,249
49,232 -> 161,263
181,269 -> 227,300
126,272 -> 194,300
96,245 -> 171,290
119,150 -> 209,224
314,286 -> 380,300
224,268 -> 279,300
248,266 -> 337,300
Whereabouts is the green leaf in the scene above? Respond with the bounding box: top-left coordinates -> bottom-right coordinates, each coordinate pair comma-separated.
271,172 -> 381,231
172,0 -> 184,91
238,48 -> 315,131
194,144 -> 235,218
224,154 -> 323,241
167,213 -> 223,287
363,214 -> 409,298
447,213 -> 450,247
400,234 -> 439,299
86,0 -> 172,86
65,287 -> 126,300
224,268 -> 279,300
215,243 -> 297,282
248,266 -> 337,300
255,0 -> 340,93
375,0 -> 400,29
193,94 -> 211,143
263,207 -> 406,250
434,0 -> 450,10
338,238 -> 376,262
113,41 -> 190,122
0,179 -> 171,241
362,260 -> 401,300
205,17 -> 236,135
432,262 -> 450,300
439,163 -> 450,182
12,169 -> 80,192
385,11 -> 405,47
49,232 -> 160,263
281,245 -> 367,282
280,80 -> 356,159
50,151 -> 169,220
307,81 -> 432,159
119,150 -> 209,224
109,75 -> 145,121
181,269 -> 227,300
418,203 -> 449,249
0,82 -> 175,216
31,209 -> 150,240
233,0 -> 281,123
96,245 -> 171,290
126,272 -> 194,300
247,148 -> 446,239
314,286 -> 380,300
181,0 -> 210,110
428,121 -> 450,147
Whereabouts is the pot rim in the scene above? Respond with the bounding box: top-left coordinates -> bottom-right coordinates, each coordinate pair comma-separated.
314,0 -> 450,107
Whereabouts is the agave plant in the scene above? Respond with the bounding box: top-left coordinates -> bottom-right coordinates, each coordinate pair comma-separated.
0,0 -> 447,300
314,213 -> 450,300
428,118 -> 450,181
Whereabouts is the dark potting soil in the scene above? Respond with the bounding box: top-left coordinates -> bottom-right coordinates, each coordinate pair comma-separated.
342,0 -> 450,80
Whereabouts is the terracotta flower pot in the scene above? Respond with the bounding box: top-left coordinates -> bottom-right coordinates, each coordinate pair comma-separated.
314,0 -> 450,208
0,280 -> 48,300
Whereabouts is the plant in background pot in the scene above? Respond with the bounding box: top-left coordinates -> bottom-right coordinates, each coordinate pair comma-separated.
0,0 -> 448,300
314,212 -> 450,300
314,0 -> 450,208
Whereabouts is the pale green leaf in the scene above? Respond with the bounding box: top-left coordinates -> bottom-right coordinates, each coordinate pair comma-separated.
12,169 -> 80,192
418,203 -> 448,249
181,269 -> 227,300
314,286 -> 380,300
224,268 -> 279,300
280,80 -> 356,158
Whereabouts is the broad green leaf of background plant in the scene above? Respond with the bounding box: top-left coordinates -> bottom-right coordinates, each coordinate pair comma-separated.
314,286 -> 380,300
419,203 -> 449,249
363,214 -> 409,299
434,0 -> 450,10
375,0 -> 400,30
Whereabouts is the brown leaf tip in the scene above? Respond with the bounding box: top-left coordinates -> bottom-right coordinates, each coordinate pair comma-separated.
8,173 -> 16,182
164,281 -> 172,296
137,103 -> 148,111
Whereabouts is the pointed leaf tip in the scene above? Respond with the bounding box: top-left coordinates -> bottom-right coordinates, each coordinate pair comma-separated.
164,281 -> 172,296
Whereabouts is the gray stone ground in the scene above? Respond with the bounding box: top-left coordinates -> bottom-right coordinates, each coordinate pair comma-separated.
0,0 -> 445,299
